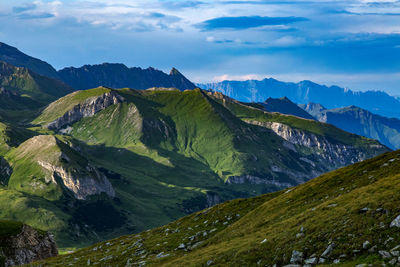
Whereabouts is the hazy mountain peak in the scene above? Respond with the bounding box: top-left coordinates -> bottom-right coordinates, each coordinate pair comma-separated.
197,78 -> 400,119
169,67 -> 181,76
262,96 -> 315,120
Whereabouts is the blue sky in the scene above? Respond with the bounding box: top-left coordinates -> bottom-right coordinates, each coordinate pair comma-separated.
1,0 -> 400,94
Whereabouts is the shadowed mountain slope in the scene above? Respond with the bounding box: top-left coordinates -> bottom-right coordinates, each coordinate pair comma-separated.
58,64 -> 196,91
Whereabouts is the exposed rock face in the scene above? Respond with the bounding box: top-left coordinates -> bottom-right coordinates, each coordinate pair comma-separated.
0,157 -> 12,186
38,160 -> 115,200
225,175 -> 294,188
0,225 -> 58,267
206,192 -> 221,207
390,215 -> 400,228
246,120 -> 384,169
12,135 -> 115,200
47,91 -> 124,130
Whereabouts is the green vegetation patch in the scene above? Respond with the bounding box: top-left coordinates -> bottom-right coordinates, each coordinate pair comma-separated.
0,219 -> 23,238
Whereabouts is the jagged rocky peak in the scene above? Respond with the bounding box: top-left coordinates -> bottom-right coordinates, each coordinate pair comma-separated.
262,96 -> 315,120
58,63 -> 197,91
169,67 -> 182,76
0,221 -> 58,267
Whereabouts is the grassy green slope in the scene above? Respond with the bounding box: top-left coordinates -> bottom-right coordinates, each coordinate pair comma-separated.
0,86 -> 387,252
33,87 -> 111,125
17,87 -> 387,250
68,88 -> 318,182
34,149 -> 400,266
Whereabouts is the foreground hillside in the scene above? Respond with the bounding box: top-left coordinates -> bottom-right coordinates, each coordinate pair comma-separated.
0,87 -> 388,249
33,149 -> 400,266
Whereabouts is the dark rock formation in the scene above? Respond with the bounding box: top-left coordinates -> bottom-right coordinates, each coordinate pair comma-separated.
0,224 -> 58,267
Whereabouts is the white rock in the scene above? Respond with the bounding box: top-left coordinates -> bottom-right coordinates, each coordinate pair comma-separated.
379,250 -> 392,259
304,257 -> 318,265
390,215 -> 400,228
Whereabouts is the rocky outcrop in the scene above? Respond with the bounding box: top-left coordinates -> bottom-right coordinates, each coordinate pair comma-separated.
47,91 -> 124,130
38,160 -> 115,200
0,157 -> 11,186
13,135 -> 115,200
246,120 -> 384,169
0,224 -> 58,267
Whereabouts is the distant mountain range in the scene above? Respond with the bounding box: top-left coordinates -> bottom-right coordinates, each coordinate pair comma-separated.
0,42 -> 196,91
256,96 -> 400,150
261,96 -> 315,120
302,103 -> 400,150
198,79 -> 400,119
58,64 -> 196,91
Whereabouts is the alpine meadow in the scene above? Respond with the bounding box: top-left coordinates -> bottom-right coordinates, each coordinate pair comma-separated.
0,1 -> 400,266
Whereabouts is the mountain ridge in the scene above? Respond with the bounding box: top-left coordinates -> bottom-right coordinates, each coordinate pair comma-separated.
0,42 -> 60,80
58,63 -> 196,91
198,78 -> 400,119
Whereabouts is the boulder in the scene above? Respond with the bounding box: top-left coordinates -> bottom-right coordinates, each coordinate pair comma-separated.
321,243 -> 335,258
390,215 -> 400,228
290,250 -> 303,264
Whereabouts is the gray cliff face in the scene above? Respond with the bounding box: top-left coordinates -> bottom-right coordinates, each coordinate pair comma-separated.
0,225 -> 58,267
17,135 -> 116,200
224,119 -> 386,187
246,120 -> 382,168
47,91 -> 124,130
38,160 -> 115,200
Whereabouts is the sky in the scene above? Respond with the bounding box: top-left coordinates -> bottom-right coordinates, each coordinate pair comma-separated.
1,0 -> 400,94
